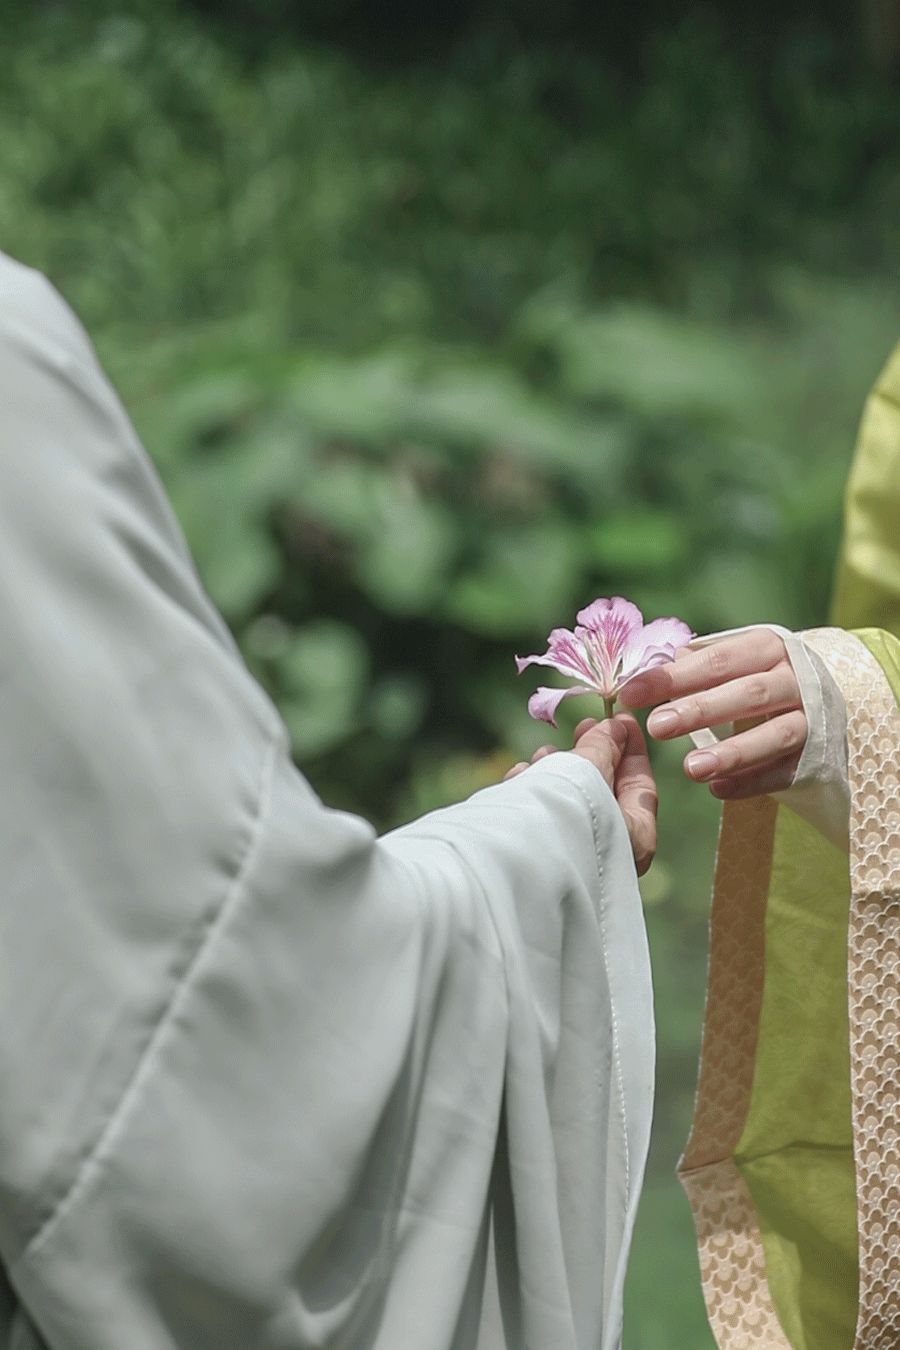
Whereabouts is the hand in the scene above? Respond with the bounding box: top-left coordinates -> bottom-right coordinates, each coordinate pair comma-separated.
618,629 -> 806,800
504,713 -> 658,875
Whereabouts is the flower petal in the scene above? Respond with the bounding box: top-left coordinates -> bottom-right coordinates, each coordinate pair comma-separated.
527,684 -> 597,726
576,596 -> 644,640
515,628 -> 599,684
574,596 -> 645,688
618,616 -> 695,688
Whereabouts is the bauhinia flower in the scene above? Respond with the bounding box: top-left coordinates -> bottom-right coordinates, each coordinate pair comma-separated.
515,596 -> 694,725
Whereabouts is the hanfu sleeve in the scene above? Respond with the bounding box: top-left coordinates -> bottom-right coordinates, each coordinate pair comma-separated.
0,254 -> 653,1350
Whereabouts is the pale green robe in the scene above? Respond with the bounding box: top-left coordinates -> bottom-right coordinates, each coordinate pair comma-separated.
0,252 -> 654,1350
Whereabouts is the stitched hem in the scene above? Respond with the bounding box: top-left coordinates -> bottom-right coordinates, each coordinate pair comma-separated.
556,772 -> 631,1205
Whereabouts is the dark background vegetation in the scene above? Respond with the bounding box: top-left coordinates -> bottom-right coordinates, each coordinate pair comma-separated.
4,2 -> 898,1342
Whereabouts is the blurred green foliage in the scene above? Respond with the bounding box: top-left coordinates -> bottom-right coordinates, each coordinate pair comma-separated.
3,6 -> 898,1344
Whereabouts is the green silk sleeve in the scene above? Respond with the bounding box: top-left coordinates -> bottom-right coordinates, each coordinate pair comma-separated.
856,625 -> 900,693
831,344 -> 900,639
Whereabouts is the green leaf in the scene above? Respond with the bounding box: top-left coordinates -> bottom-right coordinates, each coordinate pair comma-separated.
417,366 -> 629,486
444,522 -> 582,636
277,620 -> 370,758
201,527 -> 281,618
586,508 -> 689,575
524,300 -> 764,427
685,551 -> 796,632
294,456 -> 385,542
368,674 -> 427,739
358,480 -> 459,616
288,350 -> 417,444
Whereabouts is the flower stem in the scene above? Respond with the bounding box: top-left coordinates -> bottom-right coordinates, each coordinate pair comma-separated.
602,696 -> 617,721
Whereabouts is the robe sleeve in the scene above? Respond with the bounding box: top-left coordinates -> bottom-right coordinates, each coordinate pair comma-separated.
0,254 -> 654,1350
830,341 -> 900,638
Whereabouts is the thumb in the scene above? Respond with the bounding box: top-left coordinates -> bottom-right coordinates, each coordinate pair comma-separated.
570,717 -> 628,787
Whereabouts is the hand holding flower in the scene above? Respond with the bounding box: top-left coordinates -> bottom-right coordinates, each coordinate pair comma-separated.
619,628 -> 807,798
515,597 -> 694,725
504,713 -> 658,876
509,596 -> 690,875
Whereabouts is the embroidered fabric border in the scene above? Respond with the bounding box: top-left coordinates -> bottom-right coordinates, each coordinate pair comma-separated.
804,629 -> 900,1349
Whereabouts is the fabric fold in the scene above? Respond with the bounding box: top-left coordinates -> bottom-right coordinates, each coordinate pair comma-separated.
0,249 -> 655,1350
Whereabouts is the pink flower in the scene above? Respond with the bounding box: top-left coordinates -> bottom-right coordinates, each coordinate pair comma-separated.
515,596 -> 694,726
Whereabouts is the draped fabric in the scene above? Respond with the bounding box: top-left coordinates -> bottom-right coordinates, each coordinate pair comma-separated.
0,252 -> 655,1350
831,342 -> 900,638
680,340 -> 900,1349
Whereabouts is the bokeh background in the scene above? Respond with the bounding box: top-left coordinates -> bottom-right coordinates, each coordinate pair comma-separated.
6,1 -> 898,1343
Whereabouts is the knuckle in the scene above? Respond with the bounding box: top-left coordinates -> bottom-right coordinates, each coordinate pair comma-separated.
685,697 -> 707,726
782,712 -> 807,750
762,631 -> 788,666
705,644 -> 731,678
719,744 -> 740,774
745,676 -> 770,711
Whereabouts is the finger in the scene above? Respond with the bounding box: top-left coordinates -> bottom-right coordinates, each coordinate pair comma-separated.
530,744 -> 558,763
503,761 -> 530,781
629,832 -> 656,878
647,666 -> 801,741
682,710 -> 808,782
708,753 -> 804,799
611,715 -> 658,875
573,717 -> 599,743
618,630 -> 786,710
613,716 -> 658,817
570,716 -> 628,788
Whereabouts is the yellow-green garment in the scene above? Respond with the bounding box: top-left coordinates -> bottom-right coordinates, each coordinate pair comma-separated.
679,346 -> 900,1349
832,344 -> 900,637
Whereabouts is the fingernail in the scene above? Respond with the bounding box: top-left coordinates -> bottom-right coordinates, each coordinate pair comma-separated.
648,709 -> 679,736
686,751 -> 718,781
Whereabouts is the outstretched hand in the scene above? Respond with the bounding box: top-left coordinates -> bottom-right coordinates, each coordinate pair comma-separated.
618,629 -> 807,799
504,713 -> 658,876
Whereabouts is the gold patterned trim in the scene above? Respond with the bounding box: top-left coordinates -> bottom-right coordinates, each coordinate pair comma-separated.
680,1160 -> 793,1349
677,788 -> 789,1345
803,629 -> 900,1350
680,793 -> 778,1170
